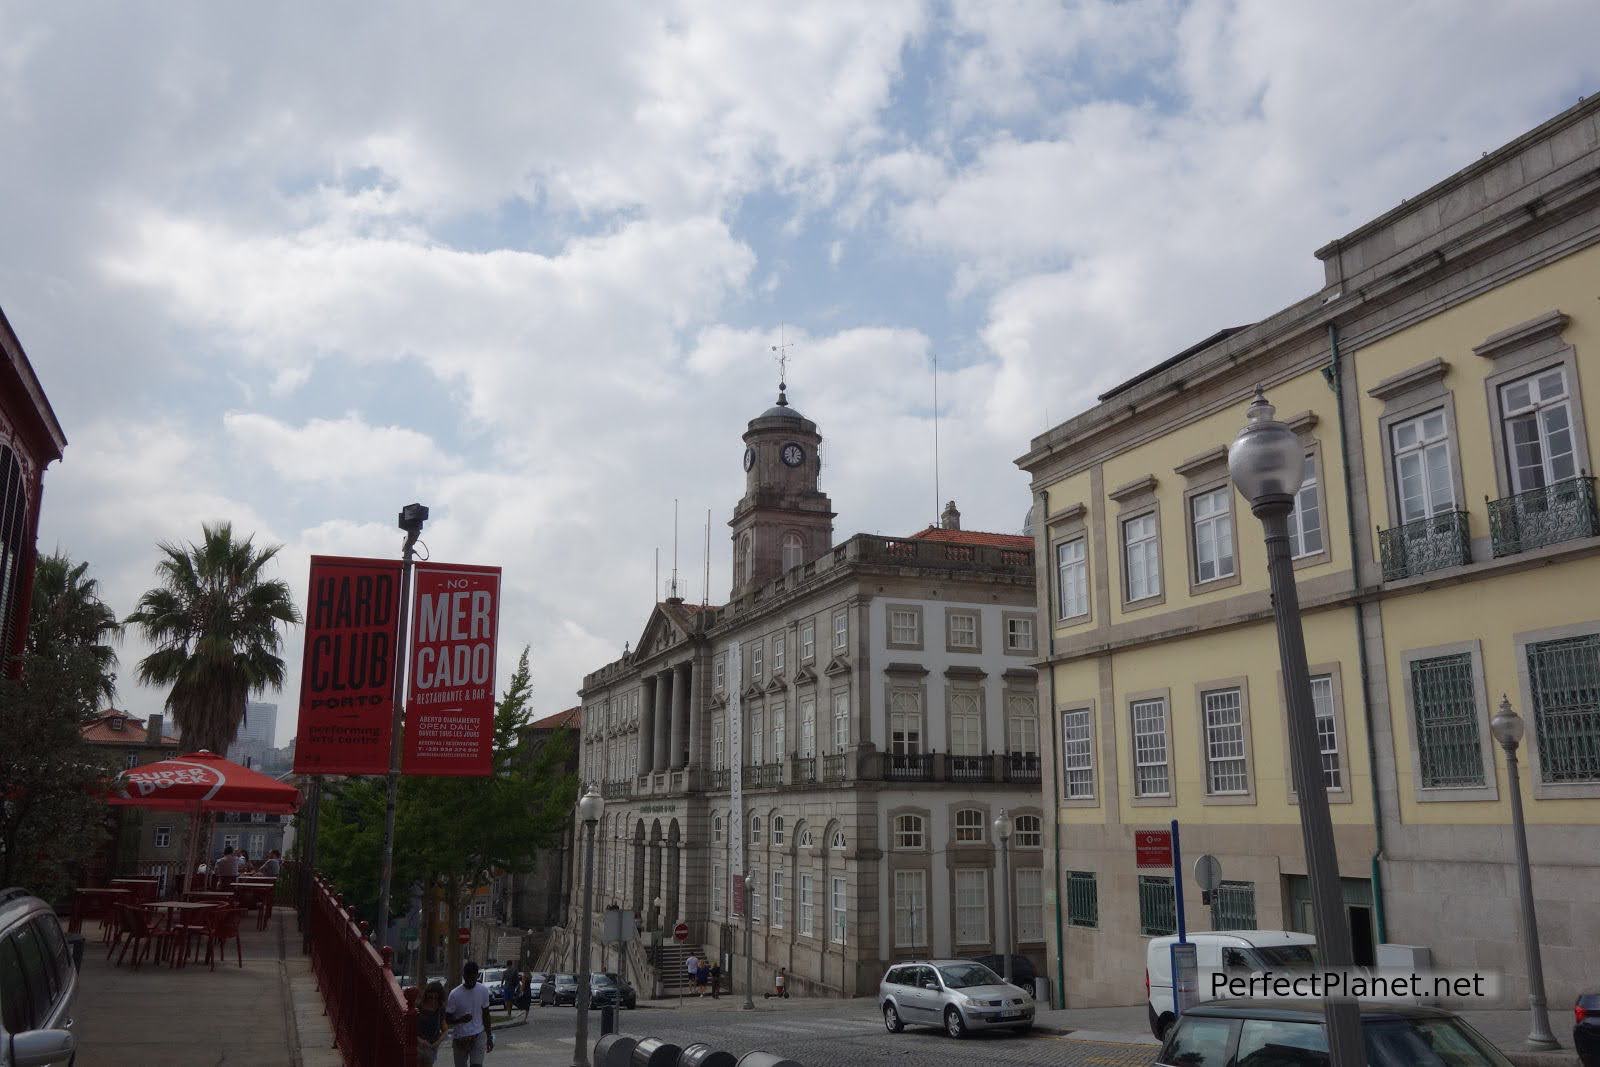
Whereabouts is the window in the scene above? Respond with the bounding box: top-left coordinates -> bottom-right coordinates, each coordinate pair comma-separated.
223,834 -> 240,851
1526,634 -> 1600,784
1501,367 -> 1577,492
154,825 -> 171,848
1013,814 -> 1041,848
739,533 -> 753,585
771,870 -> 784,928
1016,869 -> 1043,942
889,607 -> 920,646
249,834 -> 265,856
770,702 -> 785,761
1310,675 -> 1342,790
798,873 -> 815,936
1202,688 -> 1249,795
1132,698 -> 1170,797
1191,486 -> 1235,583
772,815 -> 785,846
800,622 -> 815,660
750,868 -> 764,923
1215,880 -> 1257,930
782,532 -> 805,571
124,752 -> 139,769
752,642 -> 763,680
954,869 -> 988,944
949,611 -> 978,649
1062,708 -> 1095,799
831,691 -> 850,751
1066,871 -> 1098,928
950,691 -> 982,756
1006,615 -> 1035,652
1007,694 -> 1039,756
1138,874 -> 1176,936
1165,1018 -> 1237,1066
833,609 -> 848,652
954,808 -> 985,843
889,690 -> 922,754
829,876 -> 847,944
831,829 -> 846,850
1410,653 -> 1486,788
771,633 -> 785,675
1392,409 -> 1456,522
1289,453 -> 1324,559
750,815 -> 763,845
1236,1020 -> 1326,1064
1123,513 -> 1161,601
798,697 -> 816,758
712,813 -> 723,844
712,714 -> 726,770
713,864 -> 725,915
1056,537 -> 1089,619
750,707 -> 764,764
893,814 -> 924,850
893,870 -> 926,947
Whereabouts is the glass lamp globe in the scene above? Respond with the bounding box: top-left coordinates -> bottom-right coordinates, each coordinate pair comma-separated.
577,786 -> 605,824
993,808 -> 1014,842
1228,388 -> 1306,504
1491,697 -> 1526,750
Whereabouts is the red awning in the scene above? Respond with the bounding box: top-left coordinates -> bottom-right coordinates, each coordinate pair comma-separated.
109,750 -> 300,815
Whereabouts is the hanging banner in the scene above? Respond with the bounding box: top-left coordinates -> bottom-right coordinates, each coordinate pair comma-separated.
293,555 -> 402,775
402,561 -> 501,776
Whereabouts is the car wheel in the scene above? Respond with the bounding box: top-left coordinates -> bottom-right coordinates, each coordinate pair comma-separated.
1155,1012 -> 1176,1040
883,1002 -> 904,1033
945,1006 -> 968,1039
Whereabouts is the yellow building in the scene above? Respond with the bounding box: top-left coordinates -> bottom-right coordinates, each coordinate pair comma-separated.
1017,97 -> 1600,1020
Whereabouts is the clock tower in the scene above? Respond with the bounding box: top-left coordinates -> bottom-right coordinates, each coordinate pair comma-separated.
730,386 -> 834,598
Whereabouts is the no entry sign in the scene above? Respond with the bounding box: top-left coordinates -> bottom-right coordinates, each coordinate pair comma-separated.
293,556 -> 402,775
674,922 -> 689,943
402,562 -> 502,776
1135,829 -> 1173,868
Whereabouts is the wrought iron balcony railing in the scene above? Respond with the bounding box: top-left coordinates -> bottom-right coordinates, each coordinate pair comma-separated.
794,756 -> 818,784
745,763 -> 782,789
1005,753 -> 1042,784
884,751 -> 933,781
1378,509 -> 1470,581
948,755 -> 990,782
707,768 -> 729,791
1488,476 -> 1599,557
822,754 -> 847,782
602,781 -> 629,800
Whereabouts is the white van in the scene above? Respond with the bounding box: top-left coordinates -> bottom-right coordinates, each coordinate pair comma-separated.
1145,930 -> 1317,1038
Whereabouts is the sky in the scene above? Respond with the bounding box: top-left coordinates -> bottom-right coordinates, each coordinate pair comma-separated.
3,1 -> 1599,746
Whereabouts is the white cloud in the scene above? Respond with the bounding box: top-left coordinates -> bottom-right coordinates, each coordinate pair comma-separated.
223,412 -> 450,484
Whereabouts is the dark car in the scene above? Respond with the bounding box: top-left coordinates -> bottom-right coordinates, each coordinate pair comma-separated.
1577,988 -> 1600,1066
970,954 -> 1037,990
590,973 -> 637,1009
1157,999 -> 1514,1067
545,973 -> 579,1006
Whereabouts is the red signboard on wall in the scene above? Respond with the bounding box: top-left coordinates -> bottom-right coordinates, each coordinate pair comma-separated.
293,556 -> 402,775
731,874 -> 745,918
401,562 -> 501,776
1135,829 -> 1173,868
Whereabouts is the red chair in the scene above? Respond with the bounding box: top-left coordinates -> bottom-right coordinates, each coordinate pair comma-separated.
203,907 -> 247,970
114,906 -> 171,969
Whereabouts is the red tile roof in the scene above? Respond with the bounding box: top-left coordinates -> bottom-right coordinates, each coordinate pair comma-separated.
81,711 -> 180,746
528,706 -> 581,732
908,526 -> 1034,551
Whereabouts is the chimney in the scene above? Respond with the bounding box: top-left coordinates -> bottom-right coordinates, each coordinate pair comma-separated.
940,500 -> 961,530
148,714 -> 164,746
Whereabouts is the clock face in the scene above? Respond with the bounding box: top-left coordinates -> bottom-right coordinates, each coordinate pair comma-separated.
743,447 -> 755,472
781,442 -> 804,468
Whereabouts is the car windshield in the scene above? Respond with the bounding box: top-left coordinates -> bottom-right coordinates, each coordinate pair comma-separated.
592,975 -> 616,988
481,970 -> 504,983
938,963 -> 1002,989
555,975 -> 576,987
1364,1018 -> 1514,1067
1254,945 -> 1318,969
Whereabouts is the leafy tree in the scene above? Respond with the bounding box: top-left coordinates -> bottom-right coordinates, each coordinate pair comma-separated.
124,522 -> 301,754
28,552 -> 122,706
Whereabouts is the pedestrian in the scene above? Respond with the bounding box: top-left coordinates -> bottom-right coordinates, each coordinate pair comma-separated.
257,849 -> 283,878
695,962 -> 709,994
445,960 -> 494,1066
416,981 -> 448,1066
709,962 -> 722,999
513,973 -> 533,1020
764,966 -> 789,1000
501,963 -> 520,1015
684,952 -> 699,996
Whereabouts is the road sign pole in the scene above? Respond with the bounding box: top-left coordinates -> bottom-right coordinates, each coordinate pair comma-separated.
1171,819 -> 1186,942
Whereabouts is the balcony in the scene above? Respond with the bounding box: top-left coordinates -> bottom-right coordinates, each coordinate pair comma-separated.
1488,476 -> 1599,557
745,763 -> 782,789
602,781 -> 629,801
707,768 -> 729,791
1378,509 -> 1470,581
947,755 -> 990,783
794,756 -> 818,784
1005,753 -> 1042,784
822,754 -> 848,782
884,752 -> 933,782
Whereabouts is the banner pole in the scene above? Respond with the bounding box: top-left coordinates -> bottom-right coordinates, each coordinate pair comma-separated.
375,516 -> 423,947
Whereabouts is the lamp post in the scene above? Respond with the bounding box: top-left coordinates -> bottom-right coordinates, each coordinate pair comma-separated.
376,502 -> 428,950
1229,390 -> 1363,1067
1490,697 -> 1560,1051
572,787 -> 605,1067
743,879 -> 755,1010
993,809 -> 1015,985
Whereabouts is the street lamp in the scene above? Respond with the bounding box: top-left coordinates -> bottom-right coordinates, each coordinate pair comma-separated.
992,809 -> 1015,986
1490,697 -> 1560,1051
1229,389 -> 1363,1067
572,786 -> 605,1067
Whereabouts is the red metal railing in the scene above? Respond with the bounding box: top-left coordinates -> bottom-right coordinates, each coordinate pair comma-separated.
306,875 -> 418,1067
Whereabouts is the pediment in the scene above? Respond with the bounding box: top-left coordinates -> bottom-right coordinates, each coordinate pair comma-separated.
824,655 -> 853,677
764,675 -> 787,694
791,664 -> 818,686
635,604 -> 689,661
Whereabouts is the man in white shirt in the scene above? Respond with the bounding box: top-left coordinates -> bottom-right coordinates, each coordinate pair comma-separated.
445,961 -> 494,1066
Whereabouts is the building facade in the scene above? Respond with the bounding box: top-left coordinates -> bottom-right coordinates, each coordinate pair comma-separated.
81,711 -> 184,890
569,391 -> 1042,996
1019,96 -> 1600,1013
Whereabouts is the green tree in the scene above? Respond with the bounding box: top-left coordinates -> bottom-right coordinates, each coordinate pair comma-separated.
28,552 -> 121,706
124,522 -> 301,754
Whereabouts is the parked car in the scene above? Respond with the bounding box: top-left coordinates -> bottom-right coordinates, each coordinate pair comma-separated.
1577,986 -> 1600,1066
1156,999 -> 1514,1066
526,972 -> 547,1002
970,953 -> 1037,990
1146,930 -> 1318,1038
0,886 -> 79,1067
879,959 -> 1034,1038
544,973 -> 579,1006
590,973 -> 637,1009
480,968 -> 507,1002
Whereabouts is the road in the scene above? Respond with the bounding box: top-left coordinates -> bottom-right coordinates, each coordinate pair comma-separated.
490,995 -> 1157,1067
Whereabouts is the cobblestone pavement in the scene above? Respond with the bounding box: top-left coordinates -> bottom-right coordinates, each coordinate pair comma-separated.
493,998 -> 1158,1067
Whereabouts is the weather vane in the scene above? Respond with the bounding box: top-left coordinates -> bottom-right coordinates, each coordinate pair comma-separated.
771,326 -> 795,400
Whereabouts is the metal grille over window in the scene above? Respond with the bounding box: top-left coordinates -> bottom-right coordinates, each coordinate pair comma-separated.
1203,688 -> 1248,794
1062,708 -> 1095,799
1138,875 -> 1176,936
1214,881 -> 1257,930
1527,635 -> 1600,784
1410,654 -> 1486,788
1066,871 -> 1098,928
1132,699 -> 1169,796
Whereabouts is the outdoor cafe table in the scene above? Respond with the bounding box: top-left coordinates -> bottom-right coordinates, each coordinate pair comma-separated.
143,900 -> 222,964
69,887 -> 130,934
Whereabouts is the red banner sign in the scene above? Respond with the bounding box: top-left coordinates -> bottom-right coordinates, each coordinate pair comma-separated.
1135,829 -> 1173,868
402,562 -> 501,776
294,556 -> 402,775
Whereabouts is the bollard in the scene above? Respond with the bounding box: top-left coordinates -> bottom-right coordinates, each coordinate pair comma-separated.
734,1054 -> 802,1067
594,1033 -> 638,1067
601,1005 -> 618,1035
631,1037 -> 683,1067
678,1043 -> 738,1067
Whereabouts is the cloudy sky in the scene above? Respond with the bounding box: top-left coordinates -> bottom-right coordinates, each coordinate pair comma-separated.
4,2 -> 1598,744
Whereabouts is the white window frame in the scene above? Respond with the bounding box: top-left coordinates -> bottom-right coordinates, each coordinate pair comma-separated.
1123,513 -> 1161,601
1056,537 -> 1089,620
750,814 -> 763,846
831,691 -> 850,752
1013,814 -> 1042,848
798,873 -> 815,936
1310,674 -> 1343,791
1191,486 -> 1236,584
712,813 -> 723,844
954,868 -> 988,945
1016,868 -> 1044,942
154,825 -> 171,849
752,642 -> 763,680
950,691 -> 982,756
750,707 -> 764,764
1006,615 -> 1035,652
713,864 -> 725,916
712,714 -> 726,769
831,829 -> 846,850
770,870 -> 785,929
771,702 -> 786,761
1061,706 -> 1095,799
954,808 -> 985,843
800,621 -> 815,660
1289,452 -> 1324,559
1132,697 -> 1170,797
1202,687 -> 1249,795
1500,366 -> 1578,493
830,875 -> 847,944
771,633 -> 785,675
950,612 -> 978,649
1391,408 -> 1456,523
781,532 -> 804,571
892,813 -> 924,850
833,609 -> 848,652
772,815 -> 785,846
222,833 -> 240,851
798,696 -> 816,758
889,608 -> 920,645
893,870 -> 926,948
713,655 -> 727,691
1006,693 -> 1039,757
889,689 -> 922,755
750,867 -> 764,924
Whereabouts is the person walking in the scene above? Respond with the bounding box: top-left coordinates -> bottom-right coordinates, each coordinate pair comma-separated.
709,961 -> 722,1000
416,981 -> 448,1066
501,964 -> 520,1015
445,961 -> 494,1066
684,953 -> 699,996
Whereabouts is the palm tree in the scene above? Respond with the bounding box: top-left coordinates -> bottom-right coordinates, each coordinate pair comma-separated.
28,553 -> 122,707
124,522 -> 302,755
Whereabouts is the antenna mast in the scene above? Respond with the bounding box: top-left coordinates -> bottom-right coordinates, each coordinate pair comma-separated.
933,350 -> 941,527
654,547 -> 659,605
668,499 -> 681,599
703,509 -> 712,607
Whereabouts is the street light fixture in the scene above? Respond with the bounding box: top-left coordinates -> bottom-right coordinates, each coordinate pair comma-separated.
1490,697 -> 1559,1051
992,809 -> 1015,986
572,786 -> 605,1067
1229,389 -> 1363,1067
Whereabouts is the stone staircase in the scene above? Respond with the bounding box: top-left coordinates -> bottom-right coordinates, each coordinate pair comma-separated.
654,942 -> 706,996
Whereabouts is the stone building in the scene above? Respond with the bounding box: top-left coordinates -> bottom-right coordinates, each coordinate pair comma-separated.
568,388 -> 1042,996
80,711 -> 183,890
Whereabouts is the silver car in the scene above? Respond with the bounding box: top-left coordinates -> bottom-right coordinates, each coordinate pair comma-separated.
0,886 -> 79,1066
879,959 -> 1034,1038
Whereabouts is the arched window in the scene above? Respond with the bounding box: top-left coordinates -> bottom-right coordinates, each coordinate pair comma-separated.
955,809 -> 985,843
739,533 -> 754,584
750,814 -> 763,845
831,829 -> 846,851
712,813 -> 723,844
893,814 -> 924,850
798,828 -> 815,848
771,815 -> 785,846
781,532 -> 804,571
1014,814 -> 1042,848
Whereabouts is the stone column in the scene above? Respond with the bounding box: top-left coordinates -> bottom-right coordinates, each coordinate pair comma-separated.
670,664 -> 689,770
686,661 -> 701,770
654,672 -> 671,773
640,676 -> 657,777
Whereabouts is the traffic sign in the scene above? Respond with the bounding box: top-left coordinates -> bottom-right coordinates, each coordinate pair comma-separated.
457,927 -> 470,945
1193,853 -> 1223,893
673,921 -> 689,943
1135,829 -> 1172,868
